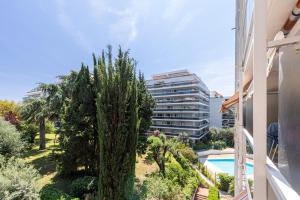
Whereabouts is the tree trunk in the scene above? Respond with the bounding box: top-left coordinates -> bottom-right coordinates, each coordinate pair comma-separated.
39,118 -> 46,150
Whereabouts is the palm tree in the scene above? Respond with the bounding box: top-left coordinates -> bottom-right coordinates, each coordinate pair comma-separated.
21,96 -> 48,150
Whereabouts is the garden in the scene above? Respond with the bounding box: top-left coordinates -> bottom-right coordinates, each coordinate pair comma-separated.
0,46 -> 219,200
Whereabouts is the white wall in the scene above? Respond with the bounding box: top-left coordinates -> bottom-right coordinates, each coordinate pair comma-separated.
209,97 -> 223,128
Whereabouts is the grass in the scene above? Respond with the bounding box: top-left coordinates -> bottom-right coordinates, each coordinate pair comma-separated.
22,133 -> 72,191
22,132 -> 158,191
135,156 -> 158,182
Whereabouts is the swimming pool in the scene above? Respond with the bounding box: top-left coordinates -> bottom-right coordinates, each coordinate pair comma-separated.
206,158 -> 254,176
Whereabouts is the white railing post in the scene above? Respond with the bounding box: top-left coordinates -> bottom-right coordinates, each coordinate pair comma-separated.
253,0 -> 267,199
234,0 -> 241,195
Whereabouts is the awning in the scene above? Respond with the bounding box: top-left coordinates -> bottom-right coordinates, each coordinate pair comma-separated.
220,78 -> 252,112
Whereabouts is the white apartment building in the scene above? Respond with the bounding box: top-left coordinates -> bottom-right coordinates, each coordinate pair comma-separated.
23,88 -> 43,102
210,91 -> 235,129
147,70 -> 210,140
222,0 -> 300,199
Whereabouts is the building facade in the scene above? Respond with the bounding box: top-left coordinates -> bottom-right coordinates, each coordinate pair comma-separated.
146,70 -> 210,140
210,91 -> 235,129
23,88 -> 43,102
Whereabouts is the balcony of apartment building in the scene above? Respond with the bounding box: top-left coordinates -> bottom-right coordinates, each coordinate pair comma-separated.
222,0 -> 300,199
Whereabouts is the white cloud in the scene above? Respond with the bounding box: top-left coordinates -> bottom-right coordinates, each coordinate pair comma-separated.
191,57 -> 235,96
108,7 -> 139,44
162,0 -> 186,21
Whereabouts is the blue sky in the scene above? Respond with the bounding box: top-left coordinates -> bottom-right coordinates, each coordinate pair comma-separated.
0,0 -> 235,101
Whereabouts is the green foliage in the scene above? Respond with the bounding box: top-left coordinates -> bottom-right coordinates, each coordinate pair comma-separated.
40,185 -> 79,200
193,142 -> 210,151
0,118 -> 23,157
165,161 -> 189,187
136,72 -> 155,155
210,140 -> 227,150
182,176 -> 202,200
20,96 -> 48,150
146,134 -> 170,176
58,65 -> 98,176
210,128 -> 234,148
208,187 -> 219,200
218,173 -> 234,192
70,176 -> 98,198
95,46 -> 140,200
228,180 -> 234,196
19,121 -> 38,148
179,146 -> 198,164
0,155 -> 40,200
45,121 -> 56,133
139,175 -> 184,200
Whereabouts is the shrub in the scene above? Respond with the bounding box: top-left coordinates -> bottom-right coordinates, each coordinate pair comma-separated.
208,187 -> 219,200
0,118 -> 24,157
182,176 -> 201,200
193,142 -> 210,151
179,147 -> 198,164
70,176 -> 98,198
218,173 -> 234,192
0,155 -> 40,200
210,128 -> 234,148
40,185 -> 80,200
140,175 -> 184,200
210,140 -> 226,150
19,122 -> 38,148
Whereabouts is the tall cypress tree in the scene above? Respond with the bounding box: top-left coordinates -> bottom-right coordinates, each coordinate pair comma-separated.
59,65 -> 99,175
95,46 -> 139,200
137,72 -> 155,155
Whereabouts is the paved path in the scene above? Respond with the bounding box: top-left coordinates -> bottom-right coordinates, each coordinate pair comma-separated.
194,187 -> 209,200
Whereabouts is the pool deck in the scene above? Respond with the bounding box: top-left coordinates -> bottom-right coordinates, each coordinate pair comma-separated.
198,149 -> 254,179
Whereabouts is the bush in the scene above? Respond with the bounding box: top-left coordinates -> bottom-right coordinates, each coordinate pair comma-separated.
218,173 -> 234,192
208,187 -> 219,200
0,155 -> 40,199
193,142 -> 210,151
179,147 -> 198,164
19,122 -> 38,148
140,175 -> 184,200
0,118 -> 24,157
182,176 -> 201,200
70,176 -> 98,198
210,128 -> 234,148
210,140 -> 227,150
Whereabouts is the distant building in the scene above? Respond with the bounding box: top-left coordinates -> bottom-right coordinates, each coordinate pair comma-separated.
23,88 -> 43,102
146,70 -> 210,140
210,91 -> 235,129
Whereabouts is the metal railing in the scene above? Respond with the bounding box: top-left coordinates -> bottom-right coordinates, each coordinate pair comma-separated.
242,128 -> 300,200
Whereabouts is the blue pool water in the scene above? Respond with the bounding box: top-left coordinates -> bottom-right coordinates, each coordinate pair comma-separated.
207,158 -> 254,176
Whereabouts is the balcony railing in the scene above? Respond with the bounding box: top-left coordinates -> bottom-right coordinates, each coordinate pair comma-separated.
242,128 -> 300,200
152,116 -> 208,120
151,124 -> 208,130
153,108 -> 209,112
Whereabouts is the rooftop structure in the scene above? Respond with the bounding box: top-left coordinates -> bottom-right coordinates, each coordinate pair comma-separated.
147,70 -> 210,140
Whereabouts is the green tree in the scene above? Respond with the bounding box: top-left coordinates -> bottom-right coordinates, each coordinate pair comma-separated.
20,96 -> 48,150
137,72 -> 155,155
95,46 -> 139,200
58,65 -> 98,175
146,133 -> 171,176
